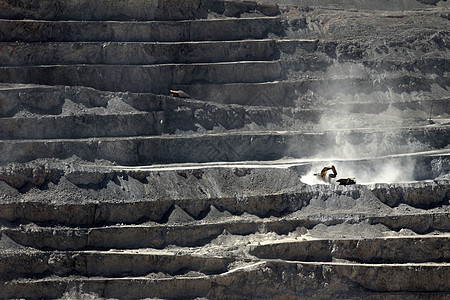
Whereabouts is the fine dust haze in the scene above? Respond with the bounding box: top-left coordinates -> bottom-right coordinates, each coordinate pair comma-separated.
300,62 -> 431,185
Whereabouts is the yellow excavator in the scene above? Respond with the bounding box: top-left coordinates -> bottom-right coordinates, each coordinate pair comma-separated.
315,165 -> 356,185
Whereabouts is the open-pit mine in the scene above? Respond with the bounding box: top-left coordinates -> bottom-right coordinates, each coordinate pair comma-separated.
0,0 -> 449,298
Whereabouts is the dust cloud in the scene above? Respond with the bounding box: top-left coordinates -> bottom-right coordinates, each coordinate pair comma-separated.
301,158 -> 416,185
300,62 -> 428,185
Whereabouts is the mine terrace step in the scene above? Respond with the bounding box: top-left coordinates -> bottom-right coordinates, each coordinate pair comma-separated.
172,75 -> 450,106
0,235 -> 448,281
0,93 -> 325,136
249,235 -> 450,263
0,83 -> 447,118
0,40 -> 279,66
1,261 -> 449,299
0,153 -> 448,197
5,98 -> 448,139
7,112 -> 450,141
2,212 -> 449,249
0,161 -> 448,225
0,84 -> 166,118
0,17 -> 282,42
266,260 -> 450,294
0,0 -> 281,21
0,112 -> 165,139
0,62 -> 282,93
0,126 -> 447,165
0,273 -> 222,300
0,249 -> 233,280
3,38 -> 446,70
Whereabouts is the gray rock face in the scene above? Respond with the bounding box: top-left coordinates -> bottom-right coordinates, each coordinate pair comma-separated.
0,0 -> 449,298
